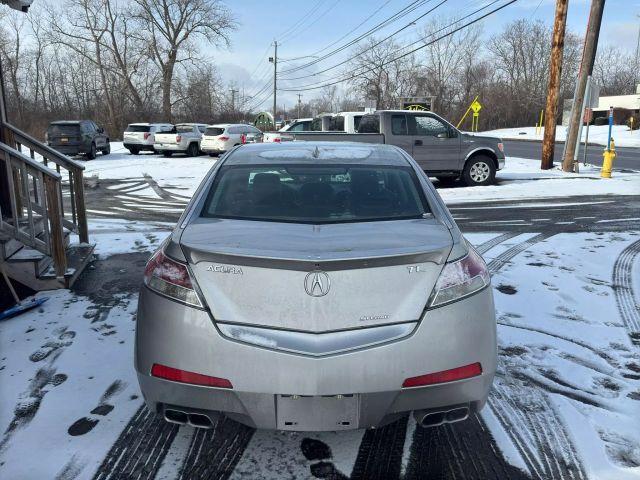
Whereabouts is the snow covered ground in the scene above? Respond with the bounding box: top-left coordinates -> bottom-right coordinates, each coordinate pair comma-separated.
479,125 -> 640,148
80,142 -> 639,209
1,228 -> 639,479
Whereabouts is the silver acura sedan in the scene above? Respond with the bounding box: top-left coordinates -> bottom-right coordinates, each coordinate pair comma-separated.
135,142 -> 496,432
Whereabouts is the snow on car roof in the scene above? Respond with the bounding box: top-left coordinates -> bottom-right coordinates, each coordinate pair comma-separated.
225,142 -> 411,166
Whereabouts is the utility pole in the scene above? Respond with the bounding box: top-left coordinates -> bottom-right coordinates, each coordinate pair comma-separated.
562,0 -> 606,172
229,88 -> 238,119
635,14 -> 640,87
269,41 -> 278,129
297,93 -> 302,119
541,0 -> 569,170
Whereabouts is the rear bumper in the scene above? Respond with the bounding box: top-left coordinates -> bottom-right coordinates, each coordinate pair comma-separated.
124,142 -> 155,151
135,286 -> 496,431
154,143 -> 187,152
50,144 -> 87,155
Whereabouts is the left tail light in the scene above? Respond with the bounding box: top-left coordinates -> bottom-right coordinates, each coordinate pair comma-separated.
241,133 -> 246,144
497,142 -> 504,152
428,247 -> 490,308
143,249 -> 203,308
176,135 -> 182,143
144,132 -> 151,140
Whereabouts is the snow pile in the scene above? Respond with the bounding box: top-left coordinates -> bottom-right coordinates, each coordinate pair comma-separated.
478,125 -> 640,148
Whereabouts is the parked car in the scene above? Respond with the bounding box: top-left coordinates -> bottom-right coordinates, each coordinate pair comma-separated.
123,123 -> 174,155
154,123 -> 207,157
200,123 -> 263,156
46,120 -> 110,160
263,117 -> 317,143
135,142 -> 497,432
278,110 -> 505,186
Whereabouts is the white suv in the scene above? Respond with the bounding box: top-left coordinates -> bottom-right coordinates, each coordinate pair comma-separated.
200,124 -> 263,156
123,123 -> 174,155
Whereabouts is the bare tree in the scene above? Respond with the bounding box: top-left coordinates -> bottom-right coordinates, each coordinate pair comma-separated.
133,0 -> 236,121
420,17 -> 483,113
346,37 -> 419,109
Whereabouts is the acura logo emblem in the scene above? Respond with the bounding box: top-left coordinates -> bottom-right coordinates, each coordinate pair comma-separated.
304,270 -> 330,297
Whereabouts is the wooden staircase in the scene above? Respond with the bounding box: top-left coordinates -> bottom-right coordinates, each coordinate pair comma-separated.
0,122 -> 95,290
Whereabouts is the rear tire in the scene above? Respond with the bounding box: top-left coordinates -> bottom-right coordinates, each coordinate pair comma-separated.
129,147 -> 140,155
102,143 -> 111,155
86,143 -> 97,160
187,143 -> 199,157
209,153 -> 218,157
162,151 -> 172,157
462,155 -> 496,186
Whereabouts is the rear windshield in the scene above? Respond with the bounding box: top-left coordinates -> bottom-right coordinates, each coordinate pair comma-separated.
176,125 -> 194,133
201,164 -> 429,224
205,127 -> 225,136
47,124 -> 80,135
126,125 -> 151,132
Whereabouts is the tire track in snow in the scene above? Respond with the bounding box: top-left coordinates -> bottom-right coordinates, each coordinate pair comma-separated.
404,413 -> 530,480
92,405 -> 178,480
612,239 -> 640,344
487,232 -> 588,480
176,418 -> 254,480
475,232 -> 520,255
350,416 -> 409,480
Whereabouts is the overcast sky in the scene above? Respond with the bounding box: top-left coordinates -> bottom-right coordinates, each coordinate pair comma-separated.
203,0 -> 638,110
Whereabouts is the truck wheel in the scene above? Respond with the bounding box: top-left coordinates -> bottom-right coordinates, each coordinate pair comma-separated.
129,147 -> 140,155
162,151 -> 172,157
187,143 -> 199,157
102,142 -> 111,155
86,143 -> 97,160
462,155 -> 495,186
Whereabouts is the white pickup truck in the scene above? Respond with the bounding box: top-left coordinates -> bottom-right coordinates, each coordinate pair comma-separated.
263,112 -> 367,142
154,123 -> 207,157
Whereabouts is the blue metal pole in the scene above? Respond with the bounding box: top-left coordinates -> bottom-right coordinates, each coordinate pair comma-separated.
607,106 -> 613,151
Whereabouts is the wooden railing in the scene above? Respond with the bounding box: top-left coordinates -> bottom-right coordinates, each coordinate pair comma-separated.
0,142 -> 68,276
0,123 -> 89,279
1,123 -> 88,244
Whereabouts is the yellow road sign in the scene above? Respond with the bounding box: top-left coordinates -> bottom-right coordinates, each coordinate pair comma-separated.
471,100 -> 482,113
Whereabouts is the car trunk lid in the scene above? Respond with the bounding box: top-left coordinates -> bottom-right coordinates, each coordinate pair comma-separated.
182,218 -> 452,332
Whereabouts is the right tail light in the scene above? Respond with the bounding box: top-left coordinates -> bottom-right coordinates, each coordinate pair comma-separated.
428,247 -> 490,308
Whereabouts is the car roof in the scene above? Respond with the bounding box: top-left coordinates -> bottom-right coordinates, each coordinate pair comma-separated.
50,120 -> 83,125
223,142 -> 411,166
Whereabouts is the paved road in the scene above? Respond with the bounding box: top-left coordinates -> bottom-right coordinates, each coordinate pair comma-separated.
503,139 -> 639,171
450,194 -> 640,234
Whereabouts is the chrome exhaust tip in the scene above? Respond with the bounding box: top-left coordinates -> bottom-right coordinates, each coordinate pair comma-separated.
188,413 -> 214,429
164,409 -> 188,425
414,405 -> 470,428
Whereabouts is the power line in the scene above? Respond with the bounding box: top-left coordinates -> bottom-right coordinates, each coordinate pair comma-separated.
303,0 -> 392,58
279,0 -> 502,90
281,0 -> 341,45
278,0 -> 519,92
279,0 -> 448,82
278,0 -> 327,43
278,0 -> 430,75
